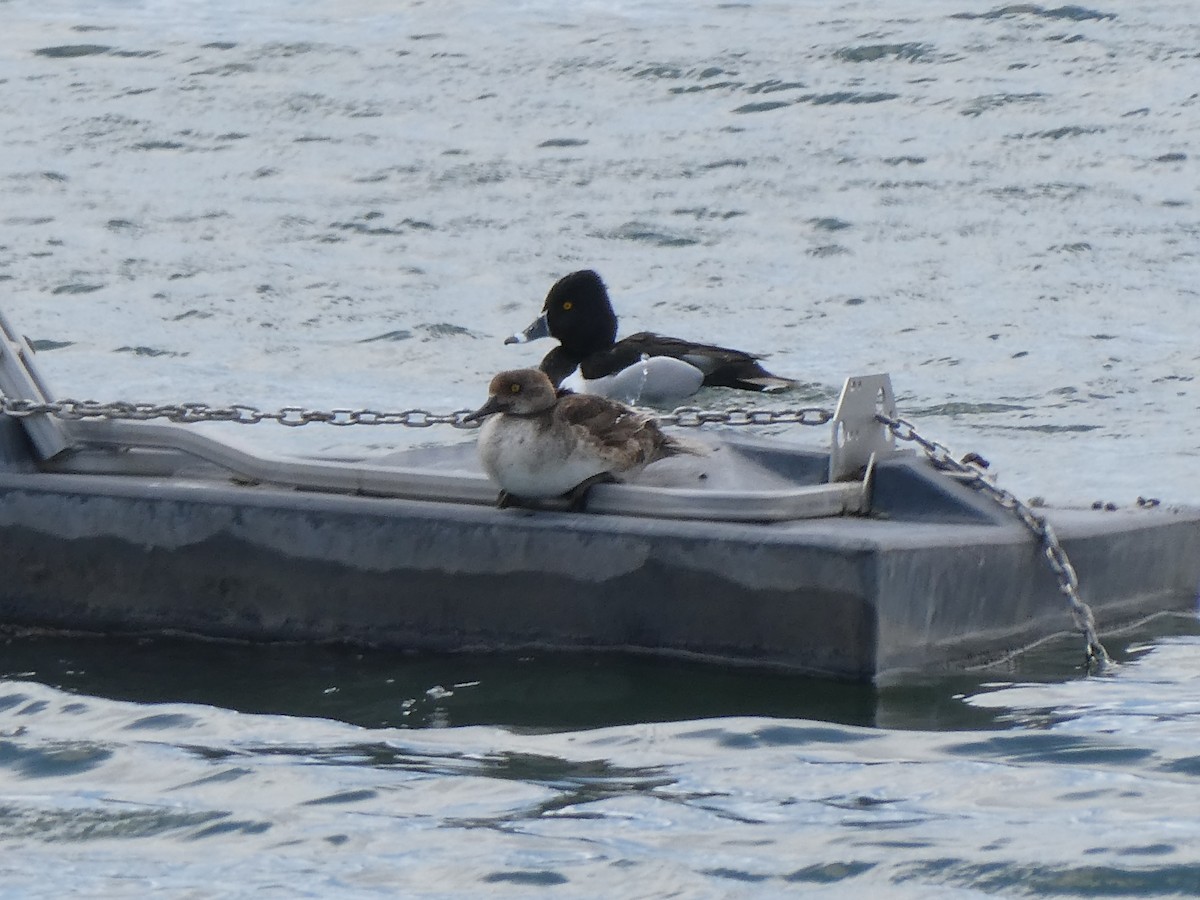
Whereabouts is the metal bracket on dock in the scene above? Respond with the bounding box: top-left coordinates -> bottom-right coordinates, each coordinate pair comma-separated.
0,311 -> 72,460
828,374 -> 897,483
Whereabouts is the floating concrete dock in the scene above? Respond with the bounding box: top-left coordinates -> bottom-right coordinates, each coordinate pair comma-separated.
0,314 -> 1197,682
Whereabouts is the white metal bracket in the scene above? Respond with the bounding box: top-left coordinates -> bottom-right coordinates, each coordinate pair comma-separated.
828,374 -> 897,483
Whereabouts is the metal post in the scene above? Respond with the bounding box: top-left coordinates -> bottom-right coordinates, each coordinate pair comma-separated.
0,310 -> 71,460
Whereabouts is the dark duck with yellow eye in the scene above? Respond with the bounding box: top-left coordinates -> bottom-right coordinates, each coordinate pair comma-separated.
464,368 -> 689,509
505,269 -> 793,405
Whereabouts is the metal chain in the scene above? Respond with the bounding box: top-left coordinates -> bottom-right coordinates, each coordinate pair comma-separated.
0,396 -> 835,430
877,412 -> 1111,673
655,406 -> 833,428
0,397 -> 485,429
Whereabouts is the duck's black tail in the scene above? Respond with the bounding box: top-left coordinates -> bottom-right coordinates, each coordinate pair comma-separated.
703,361 -> 793,393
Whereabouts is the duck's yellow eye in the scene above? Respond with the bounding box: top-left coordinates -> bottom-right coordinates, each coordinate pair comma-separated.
562,301 -> 573,311
510,383 -> 521,394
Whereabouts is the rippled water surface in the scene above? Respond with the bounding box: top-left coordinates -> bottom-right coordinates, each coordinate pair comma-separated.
3,625 -> 1200,897
2,0 -> 1199,895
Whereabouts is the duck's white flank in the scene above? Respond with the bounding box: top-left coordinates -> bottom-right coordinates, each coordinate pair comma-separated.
562,355 -> 704,406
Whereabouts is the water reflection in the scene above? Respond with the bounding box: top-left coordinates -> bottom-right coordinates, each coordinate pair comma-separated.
3,619 -> 1195,733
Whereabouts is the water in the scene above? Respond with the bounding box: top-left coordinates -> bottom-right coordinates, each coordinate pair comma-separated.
2,0 -> 1200,895
3,624 -> 1200,897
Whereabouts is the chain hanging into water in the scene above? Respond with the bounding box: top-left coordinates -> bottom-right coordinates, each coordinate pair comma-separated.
876,412 -> 1112,674
0,396 -> 836,430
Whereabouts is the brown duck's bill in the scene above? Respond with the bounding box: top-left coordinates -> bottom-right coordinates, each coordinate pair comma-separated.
503,312 -> 551,345
463,395 -> 505,423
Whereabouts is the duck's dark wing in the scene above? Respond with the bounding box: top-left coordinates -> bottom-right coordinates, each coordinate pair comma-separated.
555,393 -> 680,465
601,331 -> 792,392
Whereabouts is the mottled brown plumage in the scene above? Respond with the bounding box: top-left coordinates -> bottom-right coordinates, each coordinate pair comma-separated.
465,368 -> 687,507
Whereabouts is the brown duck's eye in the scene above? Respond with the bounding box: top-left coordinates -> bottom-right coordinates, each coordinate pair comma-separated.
510,383 -> 521,393
561,301 -> 573,311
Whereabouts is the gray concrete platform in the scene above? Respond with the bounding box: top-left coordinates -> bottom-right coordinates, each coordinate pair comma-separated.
0,414 -> 1195,682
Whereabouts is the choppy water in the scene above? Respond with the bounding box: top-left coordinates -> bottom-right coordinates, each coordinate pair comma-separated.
3,624 -> 1200,897
2,0 -> 1199,895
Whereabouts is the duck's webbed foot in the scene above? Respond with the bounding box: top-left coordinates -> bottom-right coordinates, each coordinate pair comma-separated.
564,472 -> 617,512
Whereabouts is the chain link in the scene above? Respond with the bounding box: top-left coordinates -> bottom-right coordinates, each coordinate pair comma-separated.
877,412 -> 1111,673
0,397 -> 487,430
0,396 -> 835,431
656,406 -> 834,428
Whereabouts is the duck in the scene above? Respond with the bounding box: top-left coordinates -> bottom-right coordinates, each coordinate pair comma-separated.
464,367 -> 690,509
504,269 -> 792,405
